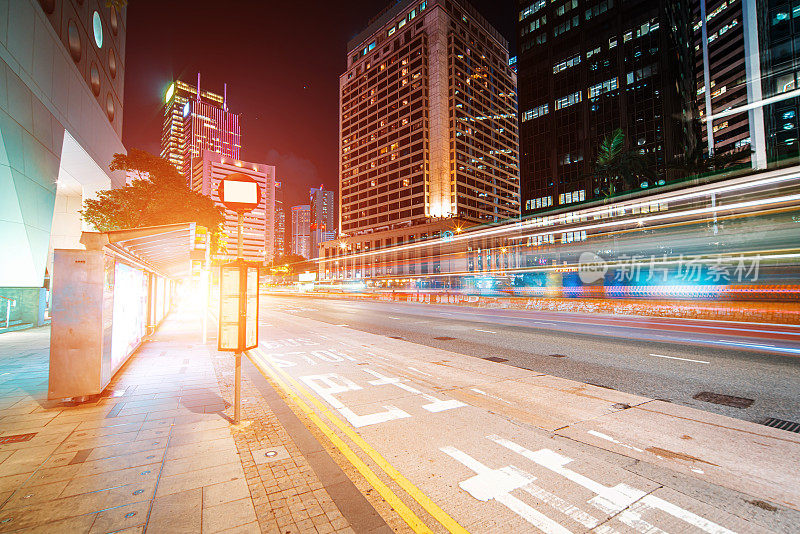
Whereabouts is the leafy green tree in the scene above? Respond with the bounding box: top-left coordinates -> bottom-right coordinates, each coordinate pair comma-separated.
593,128 -> 655,197
81,149 -> 224,246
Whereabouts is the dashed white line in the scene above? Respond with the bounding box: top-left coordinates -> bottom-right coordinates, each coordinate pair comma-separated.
408,366 -> 433,377
475,329 -> 497,334
649,353 -> 710,364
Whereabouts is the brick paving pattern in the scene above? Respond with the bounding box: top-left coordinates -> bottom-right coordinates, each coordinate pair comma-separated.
0,308 -> 358,533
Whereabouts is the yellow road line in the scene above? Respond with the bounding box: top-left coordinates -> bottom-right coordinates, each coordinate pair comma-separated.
251,347 -> 470,534
248,350 -> 434,534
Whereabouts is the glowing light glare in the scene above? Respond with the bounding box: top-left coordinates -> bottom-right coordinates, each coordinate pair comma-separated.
221,181 -> 258,204
165,83 -> 175,104
183,102 -> 190,117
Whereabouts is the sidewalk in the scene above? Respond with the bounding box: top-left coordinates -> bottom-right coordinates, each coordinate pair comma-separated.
0,308 -> 366,533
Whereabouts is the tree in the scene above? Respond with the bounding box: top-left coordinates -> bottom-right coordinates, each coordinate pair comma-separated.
266,254 -> 315,277
593,128 -> 655,197
81,149 -> 224,246
669,143 -> 751,176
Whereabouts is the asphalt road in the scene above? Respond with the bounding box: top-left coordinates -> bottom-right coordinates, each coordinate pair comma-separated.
262,294 -> 800,425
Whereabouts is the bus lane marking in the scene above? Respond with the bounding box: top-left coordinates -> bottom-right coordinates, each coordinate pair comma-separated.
440,446 -> 573,534
300,373 -> 411,428
362,369 -> 467,413
247,350 -> 434,533
251,347 -> 470,534
487,435 -> 736,534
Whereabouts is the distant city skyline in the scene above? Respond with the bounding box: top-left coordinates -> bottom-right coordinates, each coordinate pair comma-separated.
121,0 -> 517,212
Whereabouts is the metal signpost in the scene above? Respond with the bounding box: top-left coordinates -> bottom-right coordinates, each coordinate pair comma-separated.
216,173 -> 261,425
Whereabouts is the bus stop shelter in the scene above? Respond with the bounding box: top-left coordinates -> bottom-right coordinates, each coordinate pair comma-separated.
48,222 -> 207,400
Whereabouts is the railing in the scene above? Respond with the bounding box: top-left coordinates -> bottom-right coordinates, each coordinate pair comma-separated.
0,295 -> 16,329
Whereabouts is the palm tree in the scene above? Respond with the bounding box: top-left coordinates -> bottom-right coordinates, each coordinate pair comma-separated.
669,143 -> 752,177
593,128 -> 655,197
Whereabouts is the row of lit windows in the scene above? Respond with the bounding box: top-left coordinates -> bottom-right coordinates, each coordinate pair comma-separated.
522,104 -> 549,121
559,189 -> 585,204
525,195 -> 553,210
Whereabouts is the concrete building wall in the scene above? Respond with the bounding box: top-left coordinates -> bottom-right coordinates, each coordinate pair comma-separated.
0,0 -> 126,294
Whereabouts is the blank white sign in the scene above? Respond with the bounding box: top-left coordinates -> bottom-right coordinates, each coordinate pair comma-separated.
222,180 -> 257,204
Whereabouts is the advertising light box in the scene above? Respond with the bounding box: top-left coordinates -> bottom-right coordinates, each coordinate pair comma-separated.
218,261 -> 259,352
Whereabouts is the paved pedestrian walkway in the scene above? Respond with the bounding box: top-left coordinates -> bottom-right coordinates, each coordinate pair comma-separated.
0,307 -> 369,533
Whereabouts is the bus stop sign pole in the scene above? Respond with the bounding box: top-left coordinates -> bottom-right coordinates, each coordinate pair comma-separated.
216,174 -> 261,426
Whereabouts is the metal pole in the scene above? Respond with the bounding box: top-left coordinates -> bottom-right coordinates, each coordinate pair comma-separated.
234,212 -> 243,425
5,300 -> 9,329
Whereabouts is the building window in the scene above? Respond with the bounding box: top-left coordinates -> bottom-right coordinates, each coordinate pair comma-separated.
553,54 -> 581,74
588,77 -> 618,98
522,103 -> 549,121
555,91 -> 582,110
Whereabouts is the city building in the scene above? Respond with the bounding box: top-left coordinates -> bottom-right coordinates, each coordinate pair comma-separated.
274,181 -> 286,257
309,186 -> 335,259
516,0 -> 696,216
753,0 -> 800,166
694,0 -> 752,163
693,0 -> 800,169
339,0 -> 520,238
161,75 -> 240,178
291,205 -> 311,259
1,0 -> 127,329
190,151 -> 275,264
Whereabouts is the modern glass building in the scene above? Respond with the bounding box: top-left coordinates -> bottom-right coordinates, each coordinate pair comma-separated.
274,181 -> 286,257
1,0 -> 126,329
757,0 -> 800,166
339,0 -> 520,237
291,205 -> 311,259
160,76 -> 240,179
309,186 -> 335,259
516,0 -> 696,216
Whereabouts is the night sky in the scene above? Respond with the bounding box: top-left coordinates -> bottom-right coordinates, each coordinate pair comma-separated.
122,0 -> 516,211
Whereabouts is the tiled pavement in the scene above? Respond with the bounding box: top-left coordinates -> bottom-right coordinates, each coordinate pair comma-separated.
0,308 -> 364,533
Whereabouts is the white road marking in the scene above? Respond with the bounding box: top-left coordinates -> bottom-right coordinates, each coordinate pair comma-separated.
475,329 -> 497,334
587,430 -> 644,452
334,323 -> 349,327
300,373 -> 410,427
488,435 -> 736,534
649,353 -> 710,364
440,446 -> 573,534
470,388 -> 512,405
408,366 -> 433,377
363,369 -> 466,413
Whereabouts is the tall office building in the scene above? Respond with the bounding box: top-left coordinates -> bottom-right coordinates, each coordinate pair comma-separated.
516,0 -> 696,216
291,205 -> 311,259
309,186 -> 335,259
2,1 -> 127,328
190,151 -> 275,264
693,0 -> 800,169
274,181 -> 286,258
339,0 -> 520,237
755,0 -> 800,166
161,76 -> 241,178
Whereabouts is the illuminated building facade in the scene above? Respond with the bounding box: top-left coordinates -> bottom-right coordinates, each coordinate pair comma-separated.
160,76 -> 241,178
694,0 -> 765,167
274,181 -> 286,257
1,0 -> 127,328
291,205 -> 311,259
310,187 -> 335,259
755,0 -> 800,166
190,151 -> 275,264
339,0 -> 520,237
516,0 -> 696,216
